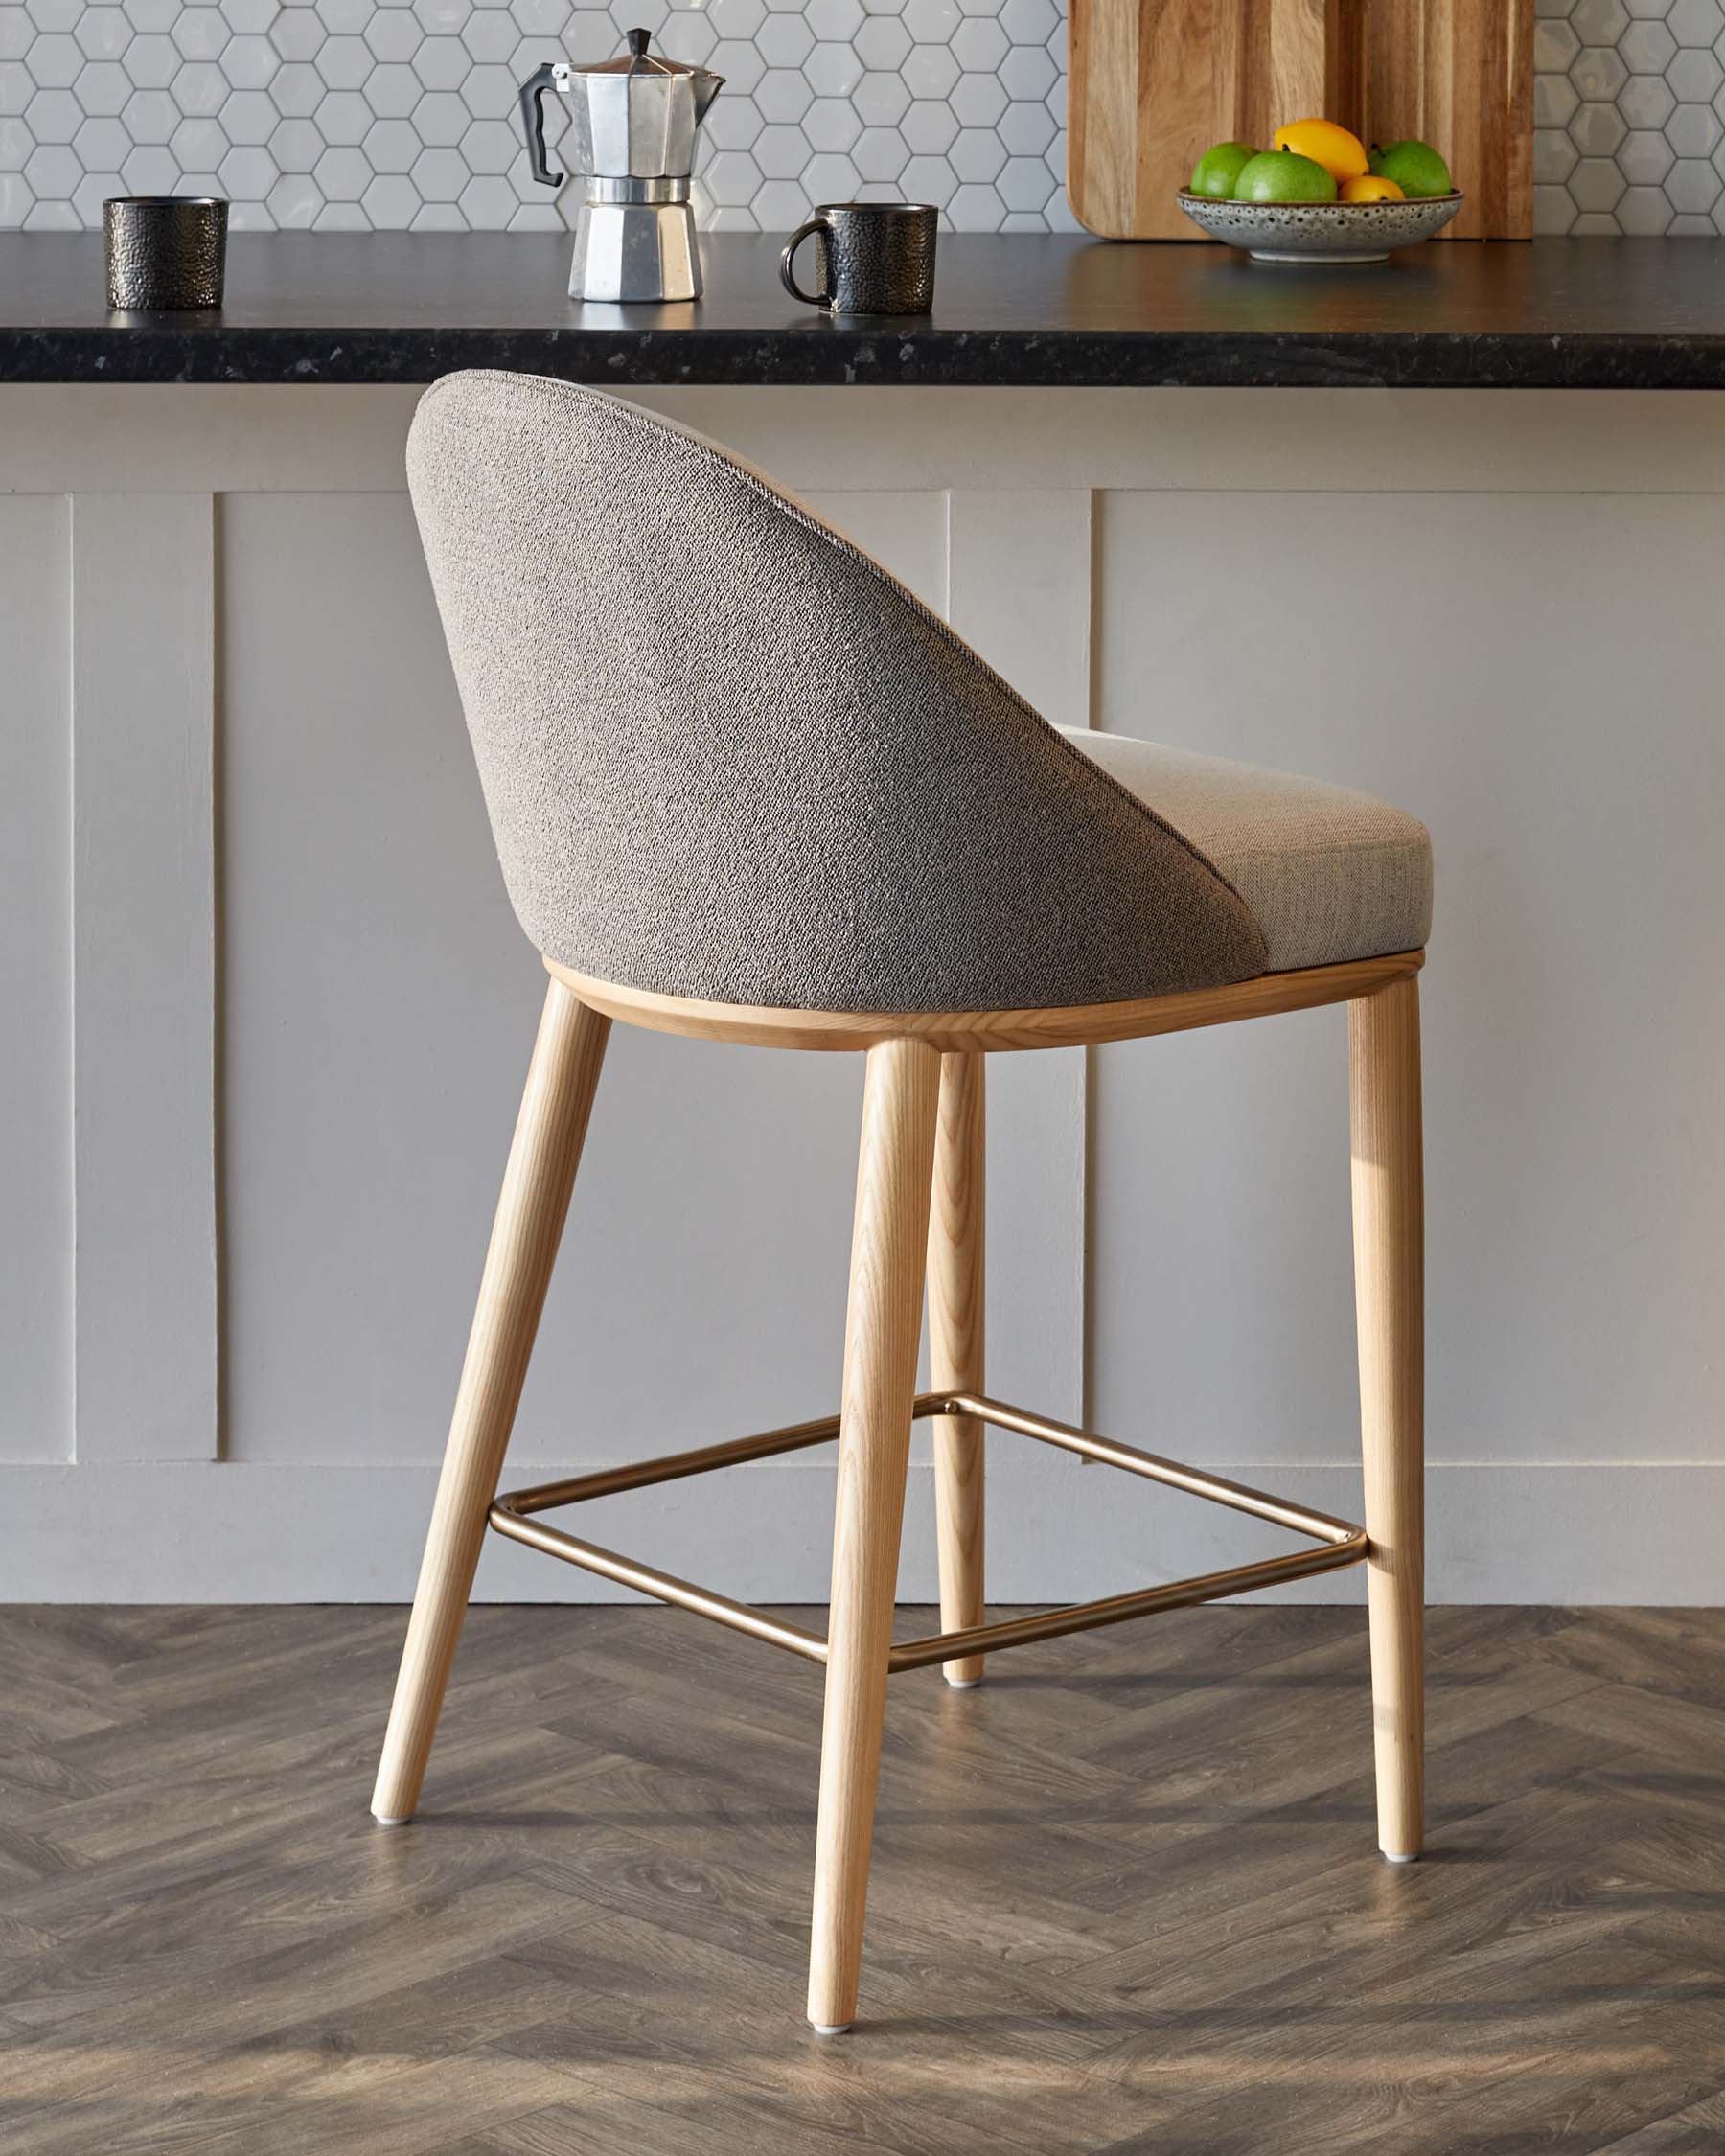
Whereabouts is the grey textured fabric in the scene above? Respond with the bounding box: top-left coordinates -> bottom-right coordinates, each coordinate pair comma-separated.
407,370 -> 1268,1013
1063,731 -> 1433,974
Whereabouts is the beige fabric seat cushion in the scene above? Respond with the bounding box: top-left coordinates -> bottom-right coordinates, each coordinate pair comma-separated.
1061,730 -> 1433,975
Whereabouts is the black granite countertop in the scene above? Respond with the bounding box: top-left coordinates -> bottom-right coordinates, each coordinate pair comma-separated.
5,230 -> 1725,388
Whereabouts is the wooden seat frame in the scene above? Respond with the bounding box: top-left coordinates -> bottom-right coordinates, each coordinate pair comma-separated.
372,947 -> 1425,2035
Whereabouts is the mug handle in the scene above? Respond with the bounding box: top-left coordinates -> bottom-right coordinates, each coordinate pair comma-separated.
779,218 -> 833,310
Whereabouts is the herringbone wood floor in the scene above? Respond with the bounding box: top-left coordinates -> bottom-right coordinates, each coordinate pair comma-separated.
1,1601 -> 1721,2154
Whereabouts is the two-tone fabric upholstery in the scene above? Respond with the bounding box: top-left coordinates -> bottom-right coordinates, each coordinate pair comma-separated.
408,371 -> 1430,1013
1060,734 -> 1432,975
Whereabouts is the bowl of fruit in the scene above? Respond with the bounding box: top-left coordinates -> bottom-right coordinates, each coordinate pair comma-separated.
1179,121 -> 1461,264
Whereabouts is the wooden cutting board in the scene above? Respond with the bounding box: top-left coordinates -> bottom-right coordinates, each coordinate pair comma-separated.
1068,0 -> 1531,241
1327,0 -> 1532,241
1069,0 -> 1326,241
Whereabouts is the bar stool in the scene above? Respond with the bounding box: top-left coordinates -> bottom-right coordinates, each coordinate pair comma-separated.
372,371 -> 1432,2035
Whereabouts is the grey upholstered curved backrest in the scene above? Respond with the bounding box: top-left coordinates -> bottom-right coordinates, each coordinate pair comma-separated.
407,371 -> 1267,1013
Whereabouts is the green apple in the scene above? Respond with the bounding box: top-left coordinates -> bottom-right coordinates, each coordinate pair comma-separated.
1368,139 -> 1453,197
1189,140 -> 1257,200
1233,149 -> 1339,205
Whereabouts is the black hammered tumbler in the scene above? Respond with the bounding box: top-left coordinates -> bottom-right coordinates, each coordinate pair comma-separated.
104,197 -> 228,310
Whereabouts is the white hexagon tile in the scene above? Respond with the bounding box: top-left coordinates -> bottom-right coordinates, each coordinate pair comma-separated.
0,0 -> 1079,233
1535,0 -> 1725,232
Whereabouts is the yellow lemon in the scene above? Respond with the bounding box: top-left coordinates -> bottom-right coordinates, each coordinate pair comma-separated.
1273,118 -> 1369,184
1340,173 -> 1406,203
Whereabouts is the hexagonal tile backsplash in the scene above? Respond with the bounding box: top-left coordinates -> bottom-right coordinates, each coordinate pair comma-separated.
0,0 -> 1078,233
1536,0 -> 1725,232
12,0 -> 1717,240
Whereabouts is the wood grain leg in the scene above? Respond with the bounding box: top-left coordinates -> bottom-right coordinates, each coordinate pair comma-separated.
371,979 -> 610,1826
928,1051 -> 986,1688
1349,975 -> 1425,1863
808,1037 -> 941,2034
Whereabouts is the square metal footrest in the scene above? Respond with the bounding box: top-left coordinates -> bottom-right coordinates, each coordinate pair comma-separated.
489,1394 -> 1368,1672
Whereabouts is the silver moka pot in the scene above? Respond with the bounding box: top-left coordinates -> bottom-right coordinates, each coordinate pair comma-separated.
519,29 -> 723,304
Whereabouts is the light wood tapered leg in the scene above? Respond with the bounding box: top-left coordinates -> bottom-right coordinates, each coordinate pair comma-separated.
808,1037 -> 941,2034
1348,975 -> 1424,1863
371,978 -> 610,1825
928,1051 -> 986,1688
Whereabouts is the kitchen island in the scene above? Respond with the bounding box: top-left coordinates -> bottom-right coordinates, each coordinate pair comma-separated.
4,229 -> 1725,387
5,232 -> 1721,1609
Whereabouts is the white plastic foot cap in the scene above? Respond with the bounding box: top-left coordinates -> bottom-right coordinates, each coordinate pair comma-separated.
372,1813 -> 411,1827
945,1676 -> 981,1690
811,2023 -> 852,2037
1382,1850 -> 1420,1865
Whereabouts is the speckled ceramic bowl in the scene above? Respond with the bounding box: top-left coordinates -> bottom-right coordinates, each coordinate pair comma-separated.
1176,190 -> 1464,264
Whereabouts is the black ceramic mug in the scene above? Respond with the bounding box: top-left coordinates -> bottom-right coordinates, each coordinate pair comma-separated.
779,202 -> 937,316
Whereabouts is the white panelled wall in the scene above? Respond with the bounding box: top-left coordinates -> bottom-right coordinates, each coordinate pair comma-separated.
3,383 -> 1723,1603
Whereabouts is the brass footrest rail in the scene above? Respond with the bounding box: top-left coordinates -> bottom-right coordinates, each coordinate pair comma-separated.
489,1393 -> 1368,1673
